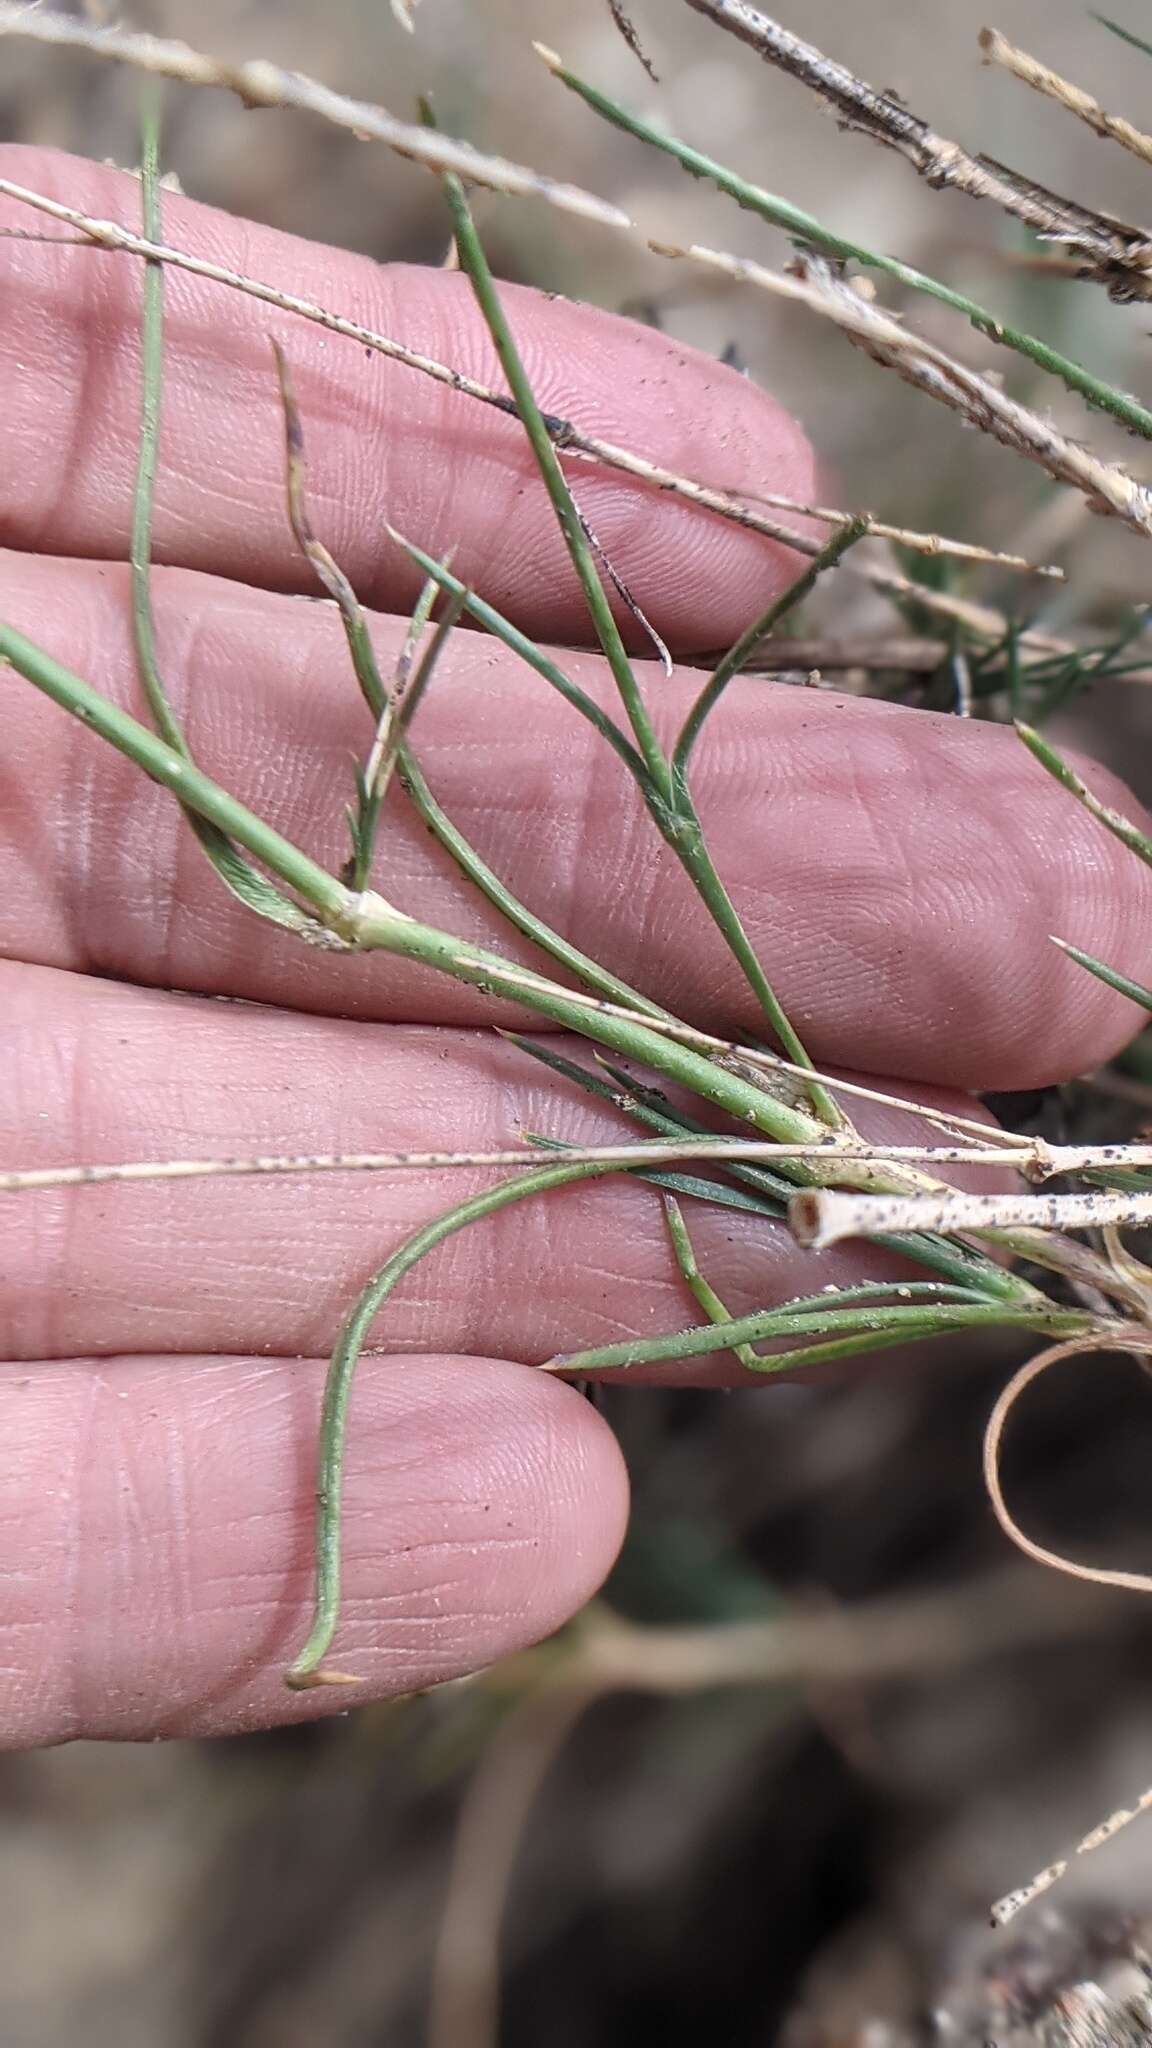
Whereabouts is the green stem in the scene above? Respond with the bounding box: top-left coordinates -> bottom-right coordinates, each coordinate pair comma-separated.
0,625 -> 352,923
1017,721 -> 1152,868
349,892 -> 863,1152
546,52 -> 1152,441
391,535 -> 646,779
1,623 -> 1057,1275
397,742 -> 672,1018
436,134 -> 672,798
1047,941 -> 1152,1013
519,1040 -> 1034,1304
552,1301 -> 1092,1375
658,811 -> 842,1122
285,1157 -> 622,1687
130,86 -> 176,750
673,518 -> 868,776
663,1194 -> 766,1367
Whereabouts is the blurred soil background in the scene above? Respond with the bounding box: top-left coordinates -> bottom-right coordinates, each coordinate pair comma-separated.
6,1 -> 1152,2042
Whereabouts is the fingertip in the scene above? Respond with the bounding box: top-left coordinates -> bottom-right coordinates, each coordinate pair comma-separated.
0,1352 -> 630,1744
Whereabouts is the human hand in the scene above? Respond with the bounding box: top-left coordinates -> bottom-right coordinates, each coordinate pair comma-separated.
2,149 -> 1149,1744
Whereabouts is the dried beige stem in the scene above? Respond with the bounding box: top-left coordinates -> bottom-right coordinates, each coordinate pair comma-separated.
736,635 -> 951,673
684,0 -> 1152,300
5,1135 -> 1152,1197
709,247 -> 1152,541
993,1784 -> 1152,1926
427,1682 -> 598,2048
980,26 -> 1152,172
792,1186 -> 1152,1248
0,6 -> 633,228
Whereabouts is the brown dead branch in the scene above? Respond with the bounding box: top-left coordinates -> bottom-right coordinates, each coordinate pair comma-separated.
684,0 -> 1152,301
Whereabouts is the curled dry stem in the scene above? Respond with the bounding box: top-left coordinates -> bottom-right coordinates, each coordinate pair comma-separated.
984,1333 -> 1152,1597
986,1334 -> 1152,1931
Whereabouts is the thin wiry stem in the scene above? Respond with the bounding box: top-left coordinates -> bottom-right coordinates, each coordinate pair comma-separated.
8,7 -> 1150,564
396,747 -> 673,1019
285,1157 -> 627,1688
1017,722 -> 1152,869
6,1130 -> 1151,1195
0,616 -> 961,1190
392,181 -> 842,1112
545,1299 -> 1091,1377
663,1195 -> 765,1369
673,518 -> 866,775
0,5 -> 634,229
1049,939 -> 1152,1017
1094,13 -> 1152,64
511,1038 -> 1035,1302
605,0 -> 659,82
678,246 -> 1152,541
0,623 -> 354,934
125,102 -> 317,938
437,142 -> 670,795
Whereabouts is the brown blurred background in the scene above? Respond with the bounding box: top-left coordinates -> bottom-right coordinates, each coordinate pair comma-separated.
6,3 -> 1152,2043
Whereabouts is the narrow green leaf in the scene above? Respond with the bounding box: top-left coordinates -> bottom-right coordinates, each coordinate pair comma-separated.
129,96 -> 318,937
427,99 -> 672,798
527,1129 -> 786,1217
673,517 -> 867,775
1051,937 -> 1152,1012
551,1299 -> 1086,1376
389,532 -> 646,778
1017,722 -> 1152,867
1093,12 -> 1152,62
663,1194 -> 761,1367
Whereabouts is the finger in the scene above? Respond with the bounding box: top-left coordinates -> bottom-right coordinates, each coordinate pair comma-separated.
3,553 -> 1151,1086
0,145 -> 815,654
0,1347 -> 628,1745
1,962 -> 1011,1380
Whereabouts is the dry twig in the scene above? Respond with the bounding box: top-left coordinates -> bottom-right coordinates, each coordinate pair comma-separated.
980,25 -> 1152,173
683,0 -> 1152,301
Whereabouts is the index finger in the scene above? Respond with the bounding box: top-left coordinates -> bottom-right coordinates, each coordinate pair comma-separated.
0,146 -> 817,653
